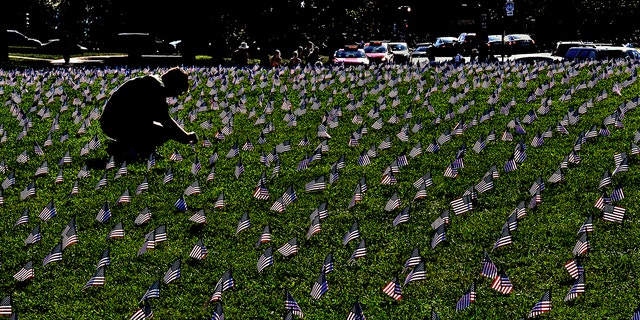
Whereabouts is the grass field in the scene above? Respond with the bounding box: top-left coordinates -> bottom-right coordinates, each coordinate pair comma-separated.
0,57 -> 640,319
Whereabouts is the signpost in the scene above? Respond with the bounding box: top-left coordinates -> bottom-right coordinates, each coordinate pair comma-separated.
505,0 -> 514,17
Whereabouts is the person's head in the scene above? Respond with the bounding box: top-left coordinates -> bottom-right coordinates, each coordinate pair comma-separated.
161,67 -> 189,97
239,41 -> 249,50
274,49 -> 281,57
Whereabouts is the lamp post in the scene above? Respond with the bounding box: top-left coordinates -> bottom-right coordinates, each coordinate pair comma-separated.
397,6 -> 411,41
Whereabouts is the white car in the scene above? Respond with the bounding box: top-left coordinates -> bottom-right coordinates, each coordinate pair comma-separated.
387,42 -> 410,63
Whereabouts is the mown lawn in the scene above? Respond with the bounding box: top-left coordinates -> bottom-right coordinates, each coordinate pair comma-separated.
0,58 -> 639,319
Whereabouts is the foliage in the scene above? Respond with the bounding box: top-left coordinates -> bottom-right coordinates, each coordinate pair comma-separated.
0,58 -> 639,319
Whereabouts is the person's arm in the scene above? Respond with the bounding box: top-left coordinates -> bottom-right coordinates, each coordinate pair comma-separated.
152,97 -> 198,144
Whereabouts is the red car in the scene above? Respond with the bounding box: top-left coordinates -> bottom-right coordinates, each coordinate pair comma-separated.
363,41 -> 394,64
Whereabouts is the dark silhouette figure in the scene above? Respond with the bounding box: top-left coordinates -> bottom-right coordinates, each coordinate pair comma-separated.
99,67 -> 198,161
232,41 -> 251,67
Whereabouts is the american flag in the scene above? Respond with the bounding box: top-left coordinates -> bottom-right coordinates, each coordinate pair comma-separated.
163,259 -> 181,284
305,175 -> 327,192
139,280 -> 160,302
62,222 -> 79,249
117,188 -> 131,204
13,261 -> 34,282
404,259 -> 427,285
393,206 -> 411,227
602,203 -> 625,223
284,291 -> 304,318
278,237 -> 298,257
475,174 -> 494,193
108,222 -> 125,239
0,297 -> 11,316
346,301 -> 366,320
189,238 -> 208,260
431,209 -> 450,230
451,195 -> 473,215
599,170 -> 612,189
504,211 -> 518,232
214,192 -> 225,209
631,304 -> 640,320
96,202 -> 111,223
456,282 -> 476,310
384,192 -> 401,211
94,172 -> 108,190
82,266 -> 105,290
257,246 -> 274,273
481,250 -> 498,279
306,216 -> 321,240
310,202 -> 329,220
493,226 -> 513,250
349,239 -> 367,262
161,168 -> 174,185
610,184 -> 625,202
135,176 -> 149,195
42,243 -> 63,267
527,290 -> 552,318
169,149 -> 183,162
572,232 -> 590,256
564,272 -> 585,302
191,156 -> 202,175
323,253 -> 334,274
96,248 -> 111,269
20,181 -> 36,200
34,161 -> 49,176
235,211 -> 250,235
490,270 -> 513,295
39,199 -> 57,221
564,257 -> 584,279
77,165 -> 90,179
130,300 -> 153,320
174,195 -> 187,212
255,225 -> 272,247
431,223 -> 447,249
2,171 -> 15,190
184,179 -> 201,196
13,208 -> 29,227
113,161 -> 128,180
382,276 -> 403,300
311,267 -> 329,300
578,215 -> 594,234
340,220 -> 361,246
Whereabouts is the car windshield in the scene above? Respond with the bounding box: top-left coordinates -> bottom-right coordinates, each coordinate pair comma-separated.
389,44 -> 407,51
439,38 -> 456,44
509,34 -> 532,40
488,35 -> 503,42
336,50 -> 365,58
364,45 -> 387,53
414,47 -> 428,52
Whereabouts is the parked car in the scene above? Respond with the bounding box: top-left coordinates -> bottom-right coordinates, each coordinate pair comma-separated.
7,29 -> 42,48
427,36 -> 458,57
387,42 -> 410,63
509,52 -> 564,65
333,45 -> 370,66
456,32 -> 480,55
363,41 -> 393,64
409,45 -> 430,64
505,34 -> 537,54
564,45 -> 640,61
486,34 -> 506,55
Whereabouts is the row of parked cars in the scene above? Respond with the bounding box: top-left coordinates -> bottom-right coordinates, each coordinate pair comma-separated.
332,33 -> 537,66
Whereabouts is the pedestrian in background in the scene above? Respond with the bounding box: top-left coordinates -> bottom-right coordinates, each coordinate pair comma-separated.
232,41 -> 251,67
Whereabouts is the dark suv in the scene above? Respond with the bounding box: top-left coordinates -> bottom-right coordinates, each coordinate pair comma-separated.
456,32 -> 480,55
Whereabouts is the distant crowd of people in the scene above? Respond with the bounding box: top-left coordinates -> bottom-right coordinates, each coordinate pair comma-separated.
231,40 -> 321,68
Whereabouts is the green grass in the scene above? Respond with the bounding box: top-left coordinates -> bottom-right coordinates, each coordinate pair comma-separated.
0,59 -> 639,319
